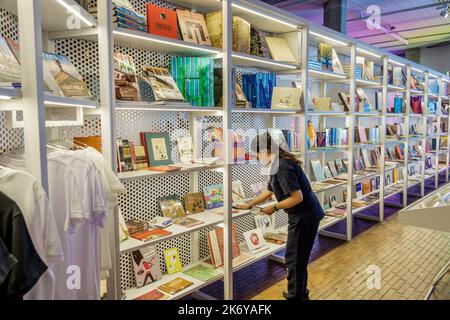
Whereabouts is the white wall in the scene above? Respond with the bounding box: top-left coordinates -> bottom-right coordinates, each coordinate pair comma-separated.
420,44 -> 450,76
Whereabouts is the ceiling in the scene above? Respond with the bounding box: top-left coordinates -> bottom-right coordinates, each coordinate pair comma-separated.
262,0 -> 450,53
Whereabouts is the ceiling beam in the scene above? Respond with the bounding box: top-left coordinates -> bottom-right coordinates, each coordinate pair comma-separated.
369,32 -> 450,46
352,23 -> 450,40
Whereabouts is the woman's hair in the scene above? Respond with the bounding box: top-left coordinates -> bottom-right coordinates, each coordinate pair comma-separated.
251,132 -> 301,165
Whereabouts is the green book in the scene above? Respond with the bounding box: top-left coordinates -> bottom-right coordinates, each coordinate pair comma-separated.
183,263 -> 223,282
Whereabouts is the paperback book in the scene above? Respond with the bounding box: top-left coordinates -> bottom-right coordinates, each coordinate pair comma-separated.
164,247 -> 182,274
131,246 -> 162,287
182,263 -> 222,282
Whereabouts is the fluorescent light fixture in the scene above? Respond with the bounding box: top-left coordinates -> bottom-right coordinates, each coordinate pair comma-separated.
388,59 -> 405,67
356,48 -> 381,59
0,95 -> 12,100
232,53 -> 298,69
309,69 -> 347,79
55,0 -> 95,27
45,100 -> 97,108
113,30 -> 221,54
309,31 -> 348,46
443,78 -> 450,83
231,108 -> 296,114
116,106 -> 222,113
410,89 -> 423,94
428,73 -> 439,79
357,79 -> 380,86
231,3 -> 298,29
388,84 -> 405,91
411,67 -> 423,73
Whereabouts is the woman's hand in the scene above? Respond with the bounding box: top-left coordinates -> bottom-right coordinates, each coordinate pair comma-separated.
260,205 -> 275,215
234,202 -> 253,210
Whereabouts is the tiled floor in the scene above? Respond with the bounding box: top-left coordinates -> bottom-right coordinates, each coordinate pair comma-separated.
252,212 -> 450,300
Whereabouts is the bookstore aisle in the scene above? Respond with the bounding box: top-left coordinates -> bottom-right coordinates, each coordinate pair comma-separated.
0,0 -> 449,301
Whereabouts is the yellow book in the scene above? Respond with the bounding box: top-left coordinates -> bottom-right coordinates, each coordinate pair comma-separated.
164,247 -> 182,274
393,168 -> 399,183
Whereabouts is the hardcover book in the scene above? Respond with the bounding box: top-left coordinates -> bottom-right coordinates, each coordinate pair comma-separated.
141,66 -> 185,101
264,37 -> 296,63
271,87 -> 302,110
243,228 -> 268,253
203,184 -> 224,210
323,165 -> 333,179
141,132 -> 173,167
157,277 -> 193,294
116,139 -> 134,172
134,289 -> 168,300
232,180 -> 246,203
207,223 -> 240,267
362,181 -> 371,195
318,42 -> 333,71
355,182 -> 363,198
311,160 -> 325,181
42,52 -> 91,97
131,246 -> 162,287
254,214 -> 275,235
164,247 -> 182,274
328,161 -> 339,177
159,194 -> 186,220
0,36 -> 21,86
176,10 -> 211,45
182,263 -> 222,282
335,159 -> 346,175
130,228 -> 172,242
146,4 -> 178,39
331,48 -> 344,74
177,136 -> 194,164
183,192 -> 205,214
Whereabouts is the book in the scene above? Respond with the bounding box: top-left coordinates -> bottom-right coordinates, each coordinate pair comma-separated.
134,289 -> 168,300
331,48 -> 344,74
157,277 -> 193,294
328,161 -> 339,177
335,159 -> 346,175
126,219 -> 149,235
164,247 -> 182,274
175,217 -> 204,228
207,223 -> 240,267
318,43 -> 333,71
182,263 -> 222,282
329,195 -> 338,207
147,165 -> 181,172
130,228 -> 172,242
254,214 -> 275,234
176,10 -> 211,45
205,12 -> 250,54
42,52 -> 91,98
232,181 -> 246,203
325,208 -> 346,218
323,165 -> 333,179
311,160 -> 325,181
243,228 -> 268,253
116,139 -> 133,172
177,136 -> 193,164
271,87 -> 302,110
357,126 -> 368,143
131,246 -> 162,287
159,194 -> 186,220
183,192 -> 205,214
362,181 -> 371,195
338,92 -> 350,111
265,37 -> 296,63
141,132 -> 173,167
203,184 -> 224,210
355,182 -> 363,198
132,144 -> 148,171
0,36 -> 21,86
146,4 -> 178,39
264,231 -> 288,244
141,66 -> 184,101
114,52 -> 140,101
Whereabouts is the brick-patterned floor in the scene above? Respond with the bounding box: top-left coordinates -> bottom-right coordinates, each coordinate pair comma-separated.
252,213 -> 450,300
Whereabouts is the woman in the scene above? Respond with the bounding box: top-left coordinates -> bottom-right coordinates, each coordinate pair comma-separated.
236,132 -> 324,300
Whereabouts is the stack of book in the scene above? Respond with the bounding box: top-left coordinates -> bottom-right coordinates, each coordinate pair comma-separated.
342,65 -> 362,79
90,0 -> 147,32
309,60 -> 322,71
355,126 -> 381,144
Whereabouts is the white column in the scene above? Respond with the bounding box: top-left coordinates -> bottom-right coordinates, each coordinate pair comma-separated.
379,55 -> 388,220
404,65 -> 411,206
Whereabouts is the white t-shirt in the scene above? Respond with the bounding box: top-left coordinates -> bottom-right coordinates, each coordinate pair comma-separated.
0,167 -> 63,300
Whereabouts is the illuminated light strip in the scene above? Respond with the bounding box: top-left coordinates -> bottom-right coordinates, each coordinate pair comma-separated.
231,3 -> 298,29
231,109 -> 297,114
388,59 -> 405,67
428,73 -> 439,79
410,89 -> 424,94
388,84 -> 405,91
55,0 -> 95,27
45,100 -> 97,108
0,95 -> 12,100
356,48 -> 381,59
309,69 -> 347,79
309,31 -> 348,46
356,79 -> 381,86
113,30 -> 221,54
116,106 -> 222,113
232,53 -> 298,69
443,78 -> 450,83
411,67 -> 423,73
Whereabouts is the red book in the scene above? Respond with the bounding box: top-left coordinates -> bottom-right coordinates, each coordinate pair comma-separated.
139,132 -> 150,167
395,145 -> 403,160
131,228 -> 172,242
146,4 -> 178,39
134,289 -> 167,300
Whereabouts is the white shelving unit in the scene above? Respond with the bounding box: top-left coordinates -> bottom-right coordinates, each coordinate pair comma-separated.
0,0 -> 449,302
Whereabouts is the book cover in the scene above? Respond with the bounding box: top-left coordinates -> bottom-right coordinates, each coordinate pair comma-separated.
183,192 -> 205,214
265,37 -> 296,63
131,246 -> 162,287
311,160 -> 325,181
323,165 -> 333,179
159,194 -> 186,220
362,181 -> 371,195
141,66 -> 184,101
114,52 -> 140,101
243,228 -> 268,253
142,132 -> 173,167
0,36 -> 21,85
318,42 -> 333,71
134,289 -> 168,300
175,217 -> 204,228
126,219 -> 149,235
146,4 -> 178,39
355,182 -> 363,198
331,48 -> 344,74
271,87 -> 302,110
164,247 -> 182,274
254,214 -> 275,234
232,180 -> 246,203
157,277 -> 193,294
264,232 -> 288,244
329,195 -> 338,207
335,159 -> 346,174
42,52 -> 91,97
395,145 -> 403,160
177,9 -> 211,45
130,228 -> 172,242
207,223 -> 240,268
358,126 -> 368,143
328,161 -> 338,177
177,136 -> 193,164
116,139 -> 134,172
203,184 -> 224,210
182,264 -> 222,282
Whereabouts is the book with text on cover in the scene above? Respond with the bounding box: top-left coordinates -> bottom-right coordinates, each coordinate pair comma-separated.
141,66 -> 185,102
157,277 -> 193,295
207,223 -> 240,268
203,184 -> 224,210
182,263 -> 223,282
146,4 -> 178,39
164,247 -> 182,274
176,9 -> 211,45
134,289 -> 168,300
243,228 -> 268,254
130,228 -> 172,242
131,246 -> 162,287
183,192 -> 205,214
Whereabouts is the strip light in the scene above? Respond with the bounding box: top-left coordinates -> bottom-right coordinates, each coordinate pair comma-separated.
443,78 -> 450,83
45,100 -> 97,108
113,30 -> 221,54
411,67 -> 423,73
309,69 -> 347,79
232,53 -> 298,69
357,79 -> 380,86
116,106 -> 222,113
388,84 -> 405,91
231,3 -> 298,29
309,31 -> 348,46
356,48 -> 381,59
0,95 -> 12,100
55,0 -> 95,27
428,73 -> 439,79
388,59 -> 405,67
231,109 -> 297,114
